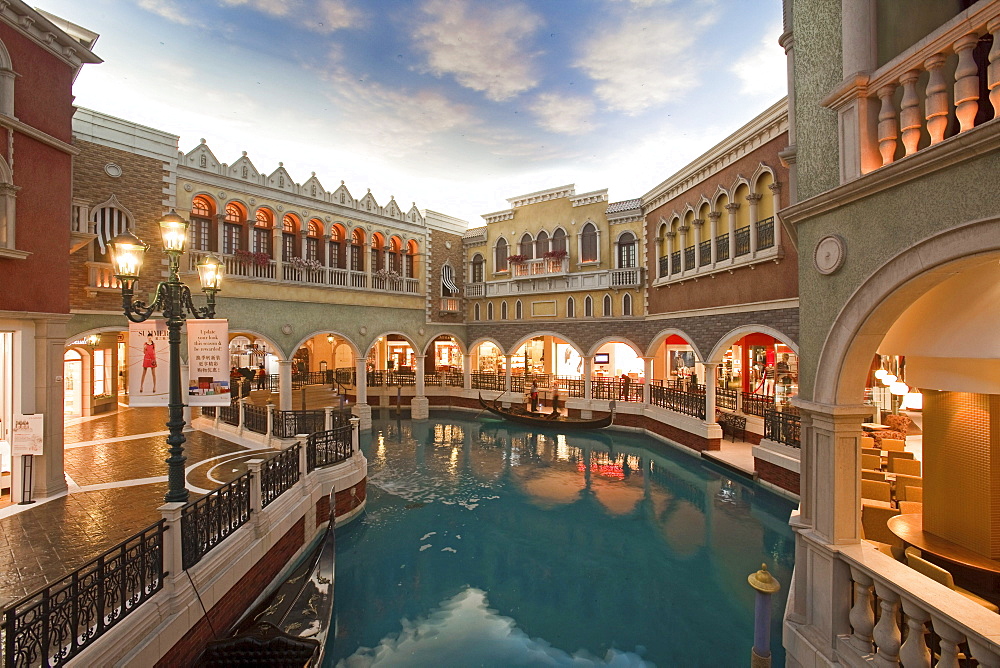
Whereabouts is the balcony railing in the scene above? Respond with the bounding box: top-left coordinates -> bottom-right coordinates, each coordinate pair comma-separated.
554,376 -> 585,398
511,257 -> 568,278
670,250 -> 681,274
86,262 -> 120,290
466,282 -> 485,297
471,372 -> 505,391
306,425 -> 353,471
658,255 -> 669,277
260,444 -> 301,508
188,251 -> 418,294
715,232 -> 730,261
734,226 -> 751,257
683,247 -> 695,270
830,2 -> 1000,177
741,392 -> 775,418
763,408 -> 800,448
440,297 -> 460,312
610,267 -> 642,288
181,472 -> 252,570
756,217 -> 775,250
699,239 -> 712,266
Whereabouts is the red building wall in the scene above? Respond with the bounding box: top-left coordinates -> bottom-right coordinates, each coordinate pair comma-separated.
0,22 -> 78,314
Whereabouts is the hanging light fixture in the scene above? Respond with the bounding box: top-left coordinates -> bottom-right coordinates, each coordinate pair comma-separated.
881,374 -> 897,386
874,369 -> 887,380
890,381 -> 909,396
901,390 -> 923,410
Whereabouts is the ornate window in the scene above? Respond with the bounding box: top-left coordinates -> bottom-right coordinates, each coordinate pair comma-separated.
585,295 -> 593,317
535,230 -> 549,257
189,195 -> 214,252
519,233 -> 534,260
603,294 -> 612,317
306,221 -> 321,262
329,225 -> 343,269
495,237 -> 508,272
474,303 -> 481,321
515,300 -> 523,319
501,301 -> 508,320
616,231 -> 637,268
370,233 -> 384,272
471,253 -> 485,283
405,240 -> 417,278
253,209 -> 273,256
223,203 -> 245,255
623,293 -> 632,316
581,222 -> 598,262
567,296 -> 575,318
487,302 -> 494,320
281,214 -> 298,261
350,228 -> 365,271
389,236 -> 403,275
91,195 -> 134,263
552,228 -> 567,254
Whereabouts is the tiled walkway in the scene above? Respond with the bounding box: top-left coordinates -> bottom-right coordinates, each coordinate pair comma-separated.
0,406 -> 260,608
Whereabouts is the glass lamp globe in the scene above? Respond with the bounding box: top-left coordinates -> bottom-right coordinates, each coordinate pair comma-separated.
110,230 -> 147,280
159,210 -> 189,253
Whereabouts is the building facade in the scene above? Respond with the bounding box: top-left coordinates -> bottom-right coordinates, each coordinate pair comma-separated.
780,0 -> 1000,665
0,4 -> 99,501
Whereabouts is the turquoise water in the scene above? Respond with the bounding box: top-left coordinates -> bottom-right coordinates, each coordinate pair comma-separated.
326,411 -> 796,667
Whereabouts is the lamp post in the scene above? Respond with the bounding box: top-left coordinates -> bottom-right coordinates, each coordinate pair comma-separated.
111,210 -> 224,503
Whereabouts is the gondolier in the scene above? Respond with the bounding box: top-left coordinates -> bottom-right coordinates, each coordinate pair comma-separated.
479,392 -> 614,430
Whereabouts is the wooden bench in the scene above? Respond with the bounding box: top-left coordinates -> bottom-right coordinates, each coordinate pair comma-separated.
715,410 -> 747,442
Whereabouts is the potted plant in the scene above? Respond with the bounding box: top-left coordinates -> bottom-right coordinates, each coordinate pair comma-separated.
289,257 -> 323,271
507,254 -> 528,264
543,249 -> 567,260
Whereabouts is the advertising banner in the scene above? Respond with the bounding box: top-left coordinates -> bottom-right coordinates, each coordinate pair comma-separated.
186,319 -> 231,406
129,320 -> 169,407
11,414 -> 44,456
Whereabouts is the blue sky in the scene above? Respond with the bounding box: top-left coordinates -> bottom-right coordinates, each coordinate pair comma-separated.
45,0 -> 786,226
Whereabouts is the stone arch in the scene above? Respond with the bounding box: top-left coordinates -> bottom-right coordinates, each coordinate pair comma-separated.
706,325 -> 799,365
64,325 -> 127,346
468,336 -> 505,356
365,331 -> 419,356
645,328 -> 705,362
711,186 -> 729,211
421,334 -> 468,356
291,330 -> 361,358
228,329 -> 285,360
508,331 -> 585,356
586,336 -> 644,358
750,162 -> 777,191
813,217 -> 1000,407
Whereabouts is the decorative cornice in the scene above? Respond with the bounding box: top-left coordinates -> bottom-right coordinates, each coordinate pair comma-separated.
482,210 -> 514,223
3,2 -> 102,70
570,189 -> 608,207
507,184 -> 575,208
0,114 -> 77,155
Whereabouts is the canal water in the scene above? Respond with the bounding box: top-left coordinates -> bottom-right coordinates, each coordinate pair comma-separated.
325,411 -> 796,667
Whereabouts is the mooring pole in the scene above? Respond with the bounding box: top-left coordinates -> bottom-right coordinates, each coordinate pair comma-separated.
748,563 -> 781,668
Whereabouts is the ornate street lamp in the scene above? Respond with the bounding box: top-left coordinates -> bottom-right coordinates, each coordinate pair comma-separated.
110,210 -> 224,503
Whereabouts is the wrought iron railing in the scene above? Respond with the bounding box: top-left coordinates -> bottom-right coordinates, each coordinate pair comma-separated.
367,370 -> 416,387
554,376 -> 585,398
510,374 -> 550,393
650,385 -> 705,419
335,367 -> 355,386
181,472 -> 252,570
443,371 -> 464,387
0,521 -> 167,668
243,404 -> 268,434
658,255 -> 669,277
683,247 -> 695,270
272,409 -> 325,438
741,392 -> 775,418
202,406 -> 217,417
717,386 -> 738,411
715,232 -> 730,261
591,378 -> 643,402
260,444 -> 301,508
734,225 -> 751,256
699,239 -> 712,266
219,402 -> 240,426
670,250 -> 681,274
306,425 -> 353,472
763,408 -> 800,448
471,372 -> 505,391
756,216 -> 775,250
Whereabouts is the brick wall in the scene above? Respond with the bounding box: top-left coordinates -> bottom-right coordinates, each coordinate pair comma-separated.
156,516 -> 306,667
315,495 -> 330,527
427,229 -> 465,324
334,478 -> 366,517
70,139 -> 171,312
755,458 -> 800,495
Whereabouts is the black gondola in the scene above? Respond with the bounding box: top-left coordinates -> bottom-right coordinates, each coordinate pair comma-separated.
478,392 -> 615,430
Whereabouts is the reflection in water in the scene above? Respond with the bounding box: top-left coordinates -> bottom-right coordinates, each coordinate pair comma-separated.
328,412 -> 796,667
338,587 -> 650,667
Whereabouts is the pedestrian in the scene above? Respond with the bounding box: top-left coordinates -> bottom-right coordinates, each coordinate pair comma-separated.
256,363 -> 266,390
530,380 -> 539,412
551,386 -> 560,417
620,373 -> 631,400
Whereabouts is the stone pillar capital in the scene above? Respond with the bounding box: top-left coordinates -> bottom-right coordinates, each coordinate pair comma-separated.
725,203 -> 741,212
692,218 -> 705,227
708,211 -> 722,221
746,193 -> 763,203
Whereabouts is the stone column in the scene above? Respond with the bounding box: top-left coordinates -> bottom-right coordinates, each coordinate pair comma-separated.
277,359 -> 293,411
158,502 -> 186,602
708,212 -> 721,266
725,203 -> 739,260
272,225 -> 283,279
583,356 -> 593,400
463,353 -> 472,390
746,194 -> 762,257
299,229 -> 308,260
504,355 -> 514,394
642,357 -> 654,404
692,218 -> 704,270
665,231 -> 675,275
768,183 -> 783,250
215,213 -> 225,254
32,317 -> 69,498
322,233 -> 331,268
704,362 -> 719,425
412,354 -> 429,419
678,225 -> 689,275
354,356 -> 370,430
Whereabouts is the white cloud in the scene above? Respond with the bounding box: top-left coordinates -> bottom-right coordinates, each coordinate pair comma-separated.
137,0 -> 193,25
530,93 -> 596,135
730,24 -> 787,100
576,12 -> 716,115
217,0 -> 361,32
412,0 -> 543,102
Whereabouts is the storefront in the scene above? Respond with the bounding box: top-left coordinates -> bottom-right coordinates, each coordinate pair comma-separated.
722,333 -> 798,405
591,342 -> 643,379
430,337 -> 463,372
473,342 -> 502,373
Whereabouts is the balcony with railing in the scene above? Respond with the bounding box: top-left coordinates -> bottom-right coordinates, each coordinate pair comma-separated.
440,297 -> 460,312
825,2 -> 1000,181
85,261 -> 121,295
654,216 -> 781,285
510,256 -> 568,278
187,251 -> 419,295
466,265 -> 644,298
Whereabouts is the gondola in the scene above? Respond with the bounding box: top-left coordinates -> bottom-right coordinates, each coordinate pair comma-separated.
478,392 -> 615,430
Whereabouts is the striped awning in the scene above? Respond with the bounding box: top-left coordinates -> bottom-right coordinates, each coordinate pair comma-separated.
442,265 -> 459,295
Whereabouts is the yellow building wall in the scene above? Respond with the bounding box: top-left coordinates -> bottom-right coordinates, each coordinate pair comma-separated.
468,289 -> 645,321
